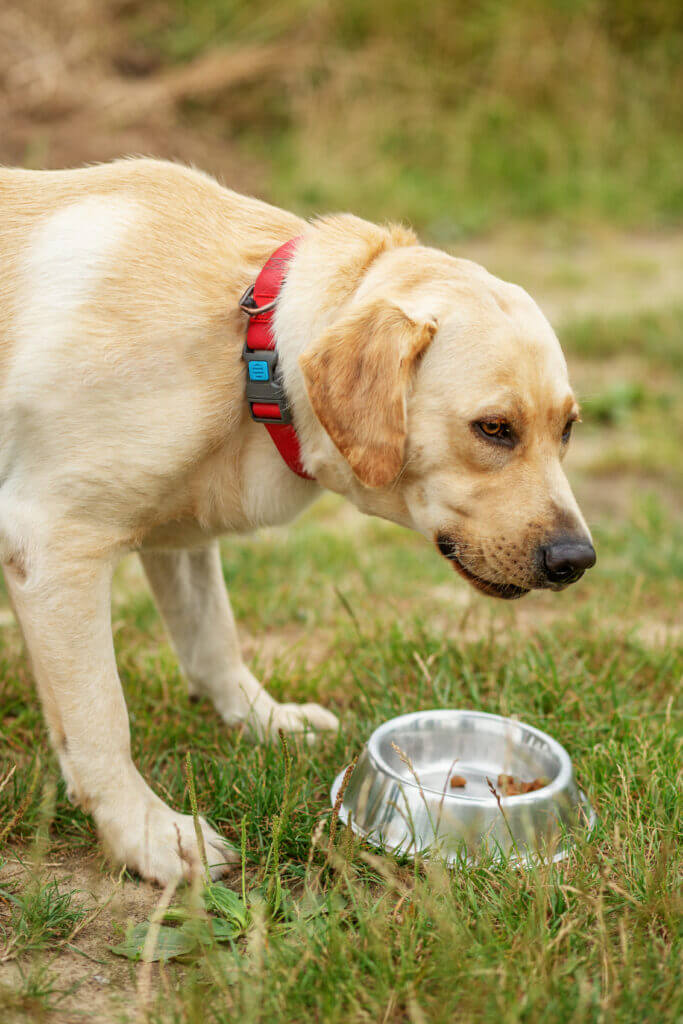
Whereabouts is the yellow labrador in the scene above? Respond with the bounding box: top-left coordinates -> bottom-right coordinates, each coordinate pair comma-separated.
0,159 -> 594,882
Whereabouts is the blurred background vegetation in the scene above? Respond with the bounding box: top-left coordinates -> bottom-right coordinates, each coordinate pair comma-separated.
1,0 -> 681,236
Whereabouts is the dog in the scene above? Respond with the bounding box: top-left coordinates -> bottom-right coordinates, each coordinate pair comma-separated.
0,158 -> 595,883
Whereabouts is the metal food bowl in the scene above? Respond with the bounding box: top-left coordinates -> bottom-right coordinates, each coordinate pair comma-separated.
331,709 -> 595,867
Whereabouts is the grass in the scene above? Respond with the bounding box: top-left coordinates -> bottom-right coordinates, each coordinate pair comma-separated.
0,877 -> 87,958
0,300 -> 681,1021
561,308 -> 683,372
122,0 -> 683,236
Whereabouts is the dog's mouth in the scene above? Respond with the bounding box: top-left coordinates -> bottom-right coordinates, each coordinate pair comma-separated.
436,536 -> 530,601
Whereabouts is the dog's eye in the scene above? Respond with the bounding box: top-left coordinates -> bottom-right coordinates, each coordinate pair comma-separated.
475,419 -> 513,446
562,419 -> 575,444
480,420 -> 507,437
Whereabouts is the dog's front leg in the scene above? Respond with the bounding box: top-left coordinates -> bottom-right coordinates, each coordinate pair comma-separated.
140,543 -> 338,739
4,544 -> 235,884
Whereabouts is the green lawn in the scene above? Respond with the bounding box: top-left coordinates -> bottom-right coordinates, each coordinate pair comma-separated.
0,303 -> 681,1022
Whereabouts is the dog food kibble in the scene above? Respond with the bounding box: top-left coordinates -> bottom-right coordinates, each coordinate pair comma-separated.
520,778 -> 546,794
449,774 -> 467,788
497,773 -> 547,796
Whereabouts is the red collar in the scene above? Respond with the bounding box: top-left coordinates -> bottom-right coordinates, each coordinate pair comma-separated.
240,238 -> 313,480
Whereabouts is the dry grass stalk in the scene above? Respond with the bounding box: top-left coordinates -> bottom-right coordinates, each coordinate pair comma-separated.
0,756 -> 40,846
135,876 -> 179,1024
328,756 -> 357,851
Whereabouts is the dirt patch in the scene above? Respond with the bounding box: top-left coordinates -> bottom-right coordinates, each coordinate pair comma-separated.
241,625 -> 337,676
461,228 -> 683,324
0,0 -> 267,193
0,850 -> 164,1024
632,619 -> 682,650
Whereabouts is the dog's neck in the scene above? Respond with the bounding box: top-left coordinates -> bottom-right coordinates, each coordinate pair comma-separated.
271,215 -> 416,526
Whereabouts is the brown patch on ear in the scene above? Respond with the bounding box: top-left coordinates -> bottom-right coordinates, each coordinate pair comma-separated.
300,301 -> 436,488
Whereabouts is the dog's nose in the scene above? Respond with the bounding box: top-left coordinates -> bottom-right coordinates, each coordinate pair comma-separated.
542,538 -> 596,585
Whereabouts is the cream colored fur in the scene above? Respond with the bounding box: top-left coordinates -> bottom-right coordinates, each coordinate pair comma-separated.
0,158 -> 591,883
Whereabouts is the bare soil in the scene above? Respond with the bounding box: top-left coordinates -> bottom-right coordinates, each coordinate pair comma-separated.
0,852 -> 159,1023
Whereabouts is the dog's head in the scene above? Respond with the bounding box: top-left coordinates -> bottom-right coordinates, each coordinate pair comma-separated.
299,244 -> 595,598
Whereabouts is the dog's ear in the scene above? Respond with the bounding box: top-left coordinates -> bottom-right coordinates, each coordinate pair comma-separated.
299,300 -> 436,488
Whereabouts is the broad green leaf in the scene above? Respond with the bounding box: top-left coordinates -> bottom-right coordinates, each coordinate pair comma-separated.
110,922 -> 196,962
203,884 -> 249,930
208,918 -> 242,942
180,917 -> 241,946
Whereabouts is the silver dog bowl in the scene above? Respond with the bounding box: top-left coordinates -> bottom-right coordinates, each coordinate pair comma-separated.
331,710 -> 595,867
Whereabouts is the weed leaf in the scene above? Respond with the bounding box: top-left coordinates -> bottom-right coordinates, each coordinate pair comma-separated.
180,917 -> 241,945
110,922 -> 196,962
203,883 -> 249,931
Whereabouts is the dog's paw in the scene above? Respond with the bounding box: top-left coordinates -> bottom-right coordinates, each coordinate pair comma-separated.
234,698 -> 339,743
197,664 -> 339,742
269,701 -> 339,738
96,788 -> 238,885
208,667 -> 339,741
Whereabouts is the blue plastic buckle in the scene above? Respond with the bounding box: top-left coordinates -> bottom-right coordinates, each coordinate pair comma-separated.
242,343 -> 292,424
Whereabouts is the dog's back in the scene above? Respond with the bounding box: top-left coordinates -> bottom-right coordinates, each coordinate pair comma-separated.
0,160 -> 304,556
0,159 -> 302,363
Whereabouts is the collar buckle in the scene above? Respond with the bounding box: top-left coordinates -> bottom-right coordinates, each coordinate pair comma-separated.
242,342 -> 293,425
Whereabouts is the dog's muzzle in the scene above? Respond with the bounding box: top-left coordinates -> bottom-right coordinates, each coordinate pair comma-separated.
436,534 -> 529,600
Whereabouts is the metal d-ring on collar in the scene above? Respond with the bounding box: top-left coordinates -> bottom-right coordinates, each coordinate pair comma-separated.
238,283 -> 277,317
